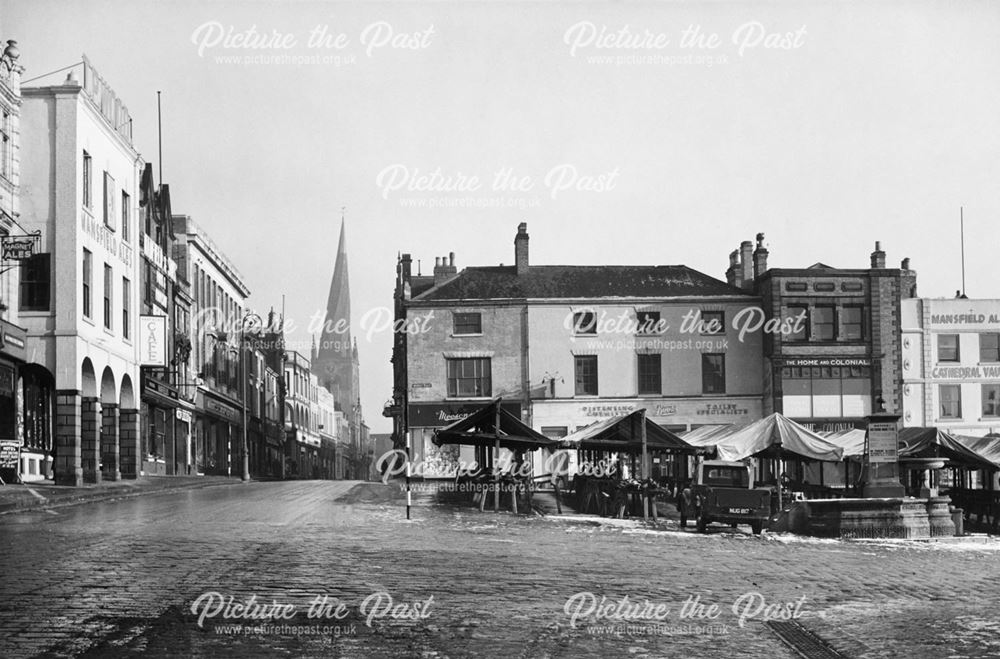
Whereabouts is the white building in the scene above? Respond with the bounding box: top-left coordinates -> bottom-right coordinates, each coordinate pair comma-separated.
902,297 -> 1000,436
20,57 -> 143,485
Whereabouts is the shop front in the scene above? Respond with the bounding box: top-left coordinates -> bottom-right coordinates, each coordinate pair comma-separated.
771,357 -> 874,432
531,396 -> 762,438
195,389 -> 242,476
141,375 -> 178,476
0,321 -> 52,483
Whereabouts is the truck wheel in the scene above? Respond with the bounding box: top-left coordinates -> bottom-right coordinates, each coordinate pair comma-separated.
696,514 -> 707,533
751,520 -> 763,535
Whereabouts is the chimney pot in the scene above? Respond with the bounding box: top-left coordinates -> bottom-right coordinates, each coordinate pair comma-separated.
753,234 -> 769,280
901,257 -> 910,270
449,252 -> 455,267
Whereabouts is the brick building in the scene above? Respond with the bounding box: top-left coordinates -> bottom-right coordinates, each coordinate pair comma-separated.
728,234 -> 918,431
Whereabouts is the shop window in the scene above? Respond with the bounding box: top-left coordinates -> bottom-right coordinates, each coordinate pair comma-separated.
980,334 -> 1000,363
781,365 -> 872,418
982,385 -> 1000,418
572,310 -> 597,335
702,354 -> 726,394
814,306 -> 836,341
446,357 -> 492,398
574,355 -> 598,396
0,365 -> 14,440
19,253 -> 51,311
786,305 -> 808,341
453,312 -> 482,335
938,335 -> 960,362
700,311 -> 725,335
939,385 -> 961,419
637,353 -> 661,395
842,306 -> 864,341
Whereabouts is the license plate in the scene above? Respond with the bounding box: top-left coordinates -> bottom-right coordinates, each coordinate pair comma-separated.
727,508 -> 751,514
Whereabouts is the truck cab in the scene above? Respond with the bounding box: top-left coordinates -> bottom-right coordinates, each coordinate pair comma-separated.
680,459 -> 772,534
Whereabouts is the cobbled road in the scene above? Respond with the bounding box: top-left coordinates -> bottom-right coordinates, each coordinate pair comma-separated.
1,480 -> 999,658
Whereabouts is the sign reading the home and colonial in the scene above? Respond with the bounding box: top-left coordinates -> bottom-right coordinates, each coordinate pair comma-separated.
139,315 -> 168,366
782,357 -> 871,367
867,421 -> 899,463
408,401 -> 522,427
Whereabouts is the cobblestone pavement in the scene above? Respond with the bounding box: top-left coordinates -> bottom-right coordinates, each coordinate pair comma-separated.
1,481 -> 999,658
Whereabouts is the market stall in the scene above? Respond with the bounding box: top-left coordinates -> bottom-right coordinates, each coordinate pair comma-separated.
433,397 -> 557,513
559,409 -> 702,519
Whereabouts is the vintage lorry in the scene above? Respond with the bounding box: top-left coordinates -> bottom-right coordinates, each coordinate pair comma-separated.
679,459 -> 772,535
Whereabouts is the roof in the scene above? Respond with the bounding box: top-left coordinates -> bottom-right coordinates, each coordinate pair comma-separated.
560,410 -> 699,454
433,398 -> 556,451
413,265 -> 752,302
685,413 -> 845,462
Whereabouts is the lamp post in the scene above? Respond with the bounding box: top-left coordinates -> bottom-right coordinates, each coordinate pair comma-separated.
238,311 -> 262,482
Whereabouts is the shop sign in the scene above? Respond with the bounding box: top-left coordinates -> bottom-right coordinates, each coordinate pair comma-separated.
139,315 -> 168,366
931,365 -> 1000,380
1,231 -> 41,261
696,402 -> 750,417
0,320 -> 27,361
176,409 -> 193,423
582,403 -> 636,418
867,421 -> 898,464
407,401 -> 522,427
782,358 -> 871,367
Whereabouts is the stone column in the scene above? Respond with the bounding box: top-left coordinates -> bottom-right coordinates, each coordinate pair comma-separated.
54,390 -> 83,486
120,408 -> 141,479
101,403 -> 121,482
81,397 -> 102,484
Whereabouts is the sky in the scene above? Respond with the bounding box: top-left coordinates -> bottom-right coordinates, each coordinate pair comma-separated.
3,0 -> 999,433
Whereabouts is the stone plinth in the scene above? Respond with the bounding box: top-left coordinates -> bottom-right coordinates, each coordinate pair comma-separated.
81,397 -> 101,484
789,497 -> 959,539
54,391 -> 83,486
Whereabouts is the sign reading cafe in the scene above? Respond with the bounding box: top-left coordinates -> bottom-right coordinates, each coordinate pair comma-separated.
139,315 -> 168,367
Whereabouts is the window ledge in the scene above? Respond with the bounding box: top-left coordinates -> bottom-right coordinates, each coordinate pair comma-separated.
450,333 -> 483,338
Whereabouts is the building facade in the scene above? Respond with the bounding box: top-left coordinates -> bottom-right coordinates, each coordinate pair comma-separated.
0,38 -> 34,481
735,235 -> 917,431
20,58 -> 143,485
902,297 -> 1000,436
392,223 -> 764,477
284,350 -> 320,478
172,214 -> 250,476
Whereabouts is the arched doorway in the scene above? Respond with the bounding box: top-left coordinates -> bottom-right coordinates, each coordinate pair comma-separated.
17,364 -> 55,482
80,359 -> 101,483
99,366 -> 120,481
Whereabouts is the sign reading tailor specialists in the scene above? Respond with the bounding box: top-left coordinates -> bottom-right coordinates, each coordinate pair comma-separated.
139,315 -> 168,367
867,421 -> 899,463
408,401 -> 522,427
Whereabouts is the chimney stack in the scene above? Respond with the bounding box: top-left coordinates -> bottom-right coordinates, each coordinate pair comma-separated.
400,253 -> 412,283
901,257 -> 910,270
433,253 -> 457,286
515,222 -> 529,275
726,250 -> 741,287
870,241 -> 886,269
753,232 -> 769,280
740,241 -> 754,289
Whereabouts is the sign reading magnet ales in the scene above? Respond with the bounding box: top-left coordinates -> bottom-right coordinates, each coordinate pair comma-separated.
139,315 -> 168,367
